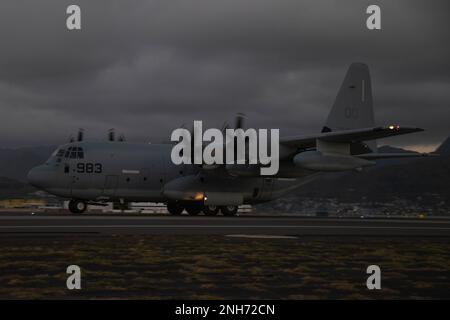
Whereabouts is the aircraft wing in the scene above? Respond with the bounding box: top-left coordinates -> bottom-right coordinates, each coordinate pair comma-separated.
355,152 -> 437,160
280,125 -> 424,148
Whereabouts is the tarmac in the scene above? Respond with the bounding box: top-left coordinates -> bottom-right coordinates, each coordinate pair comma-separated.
0,213 -> 449,237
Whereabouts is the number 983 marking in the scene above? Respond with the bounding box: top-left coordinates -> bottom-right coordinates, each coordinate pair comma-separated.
77,163 -> 102,173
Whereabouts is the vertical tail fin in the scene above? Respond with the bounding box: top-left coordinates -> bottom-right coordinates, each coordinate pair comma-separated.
323,63 -> 377,153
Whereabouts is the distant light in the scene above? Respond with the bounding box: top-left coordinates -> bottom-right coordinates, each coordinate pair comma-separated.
389,125 -> 395,130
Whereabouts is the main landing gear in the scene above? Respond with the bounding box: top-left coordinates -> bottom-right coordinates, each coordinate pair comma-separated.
220,205 -> 239,216
166,202 -> 184,215
166,201 -> 238,216
202,205 -> 220,216
68,199 -> 87,214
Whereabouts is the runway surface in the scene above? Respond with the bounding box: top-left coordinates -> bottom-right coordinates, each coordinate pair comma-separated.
1,214 -> 450,237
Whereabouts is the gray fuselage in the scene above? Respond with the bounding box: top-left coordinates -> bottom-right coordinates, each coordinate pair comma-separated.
28,141 -> 319,205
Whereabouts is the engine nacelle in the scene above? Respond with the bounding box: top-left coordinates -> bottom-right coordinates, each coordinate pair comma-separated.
293,151 -> 375,171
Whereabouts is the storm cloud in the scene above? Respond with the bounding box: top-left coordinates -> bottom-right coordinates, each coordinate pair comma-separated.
0,0 -> 448,150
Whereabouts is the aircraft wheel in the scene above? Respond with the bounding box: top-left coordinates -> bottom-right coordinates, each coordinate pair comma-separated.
185,203 -> 202,216
68,200 -> 87,214
220,205 -> 238,216
203,205 -> 219,216
167,202 -> 184,215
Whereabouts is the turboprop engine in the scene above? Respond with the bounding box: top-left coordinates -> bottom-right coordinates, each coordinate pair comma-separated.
293,150 -> 375,172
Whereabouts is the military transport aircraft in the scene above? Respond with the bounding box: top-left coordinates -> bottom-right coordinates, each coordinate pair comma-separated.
27,63 -> 431,215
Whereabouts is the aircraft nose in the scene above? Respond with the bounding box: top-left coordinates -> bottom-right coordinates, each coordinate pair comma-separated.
27,166 -> 46,188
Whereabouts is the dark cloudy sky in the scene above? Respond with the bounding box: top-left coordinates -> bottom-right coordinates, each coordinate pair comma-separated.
0,0 -> 448,151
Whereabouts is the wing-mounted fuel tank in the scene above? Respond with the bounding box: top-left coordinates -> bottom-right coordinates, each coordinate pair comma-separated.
293,139 -> 375,172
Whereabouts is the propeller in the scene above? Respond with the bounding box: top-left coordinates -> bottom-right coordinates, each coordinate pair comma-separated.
68,128 -> 84,143
227,113 -> 248,163
118,134 -> 126,142
77,128 -> 84,142
220,121 -> 229,133
108,128 -> 115,141
234,112 -> 246,130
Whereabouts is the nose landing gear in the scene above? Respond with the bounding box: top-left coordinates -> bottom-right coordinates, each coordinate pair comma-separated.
68,199 -> 87,214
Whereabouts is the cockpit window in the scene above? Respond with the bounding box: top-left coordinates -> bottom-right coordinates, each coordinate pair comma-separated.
55,149 -> 65,163
46,146 -> 86,164
47,146 -> 85,164
47,148 -> 65,165
77,147 -> 84,159
65,146 -> 84,159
